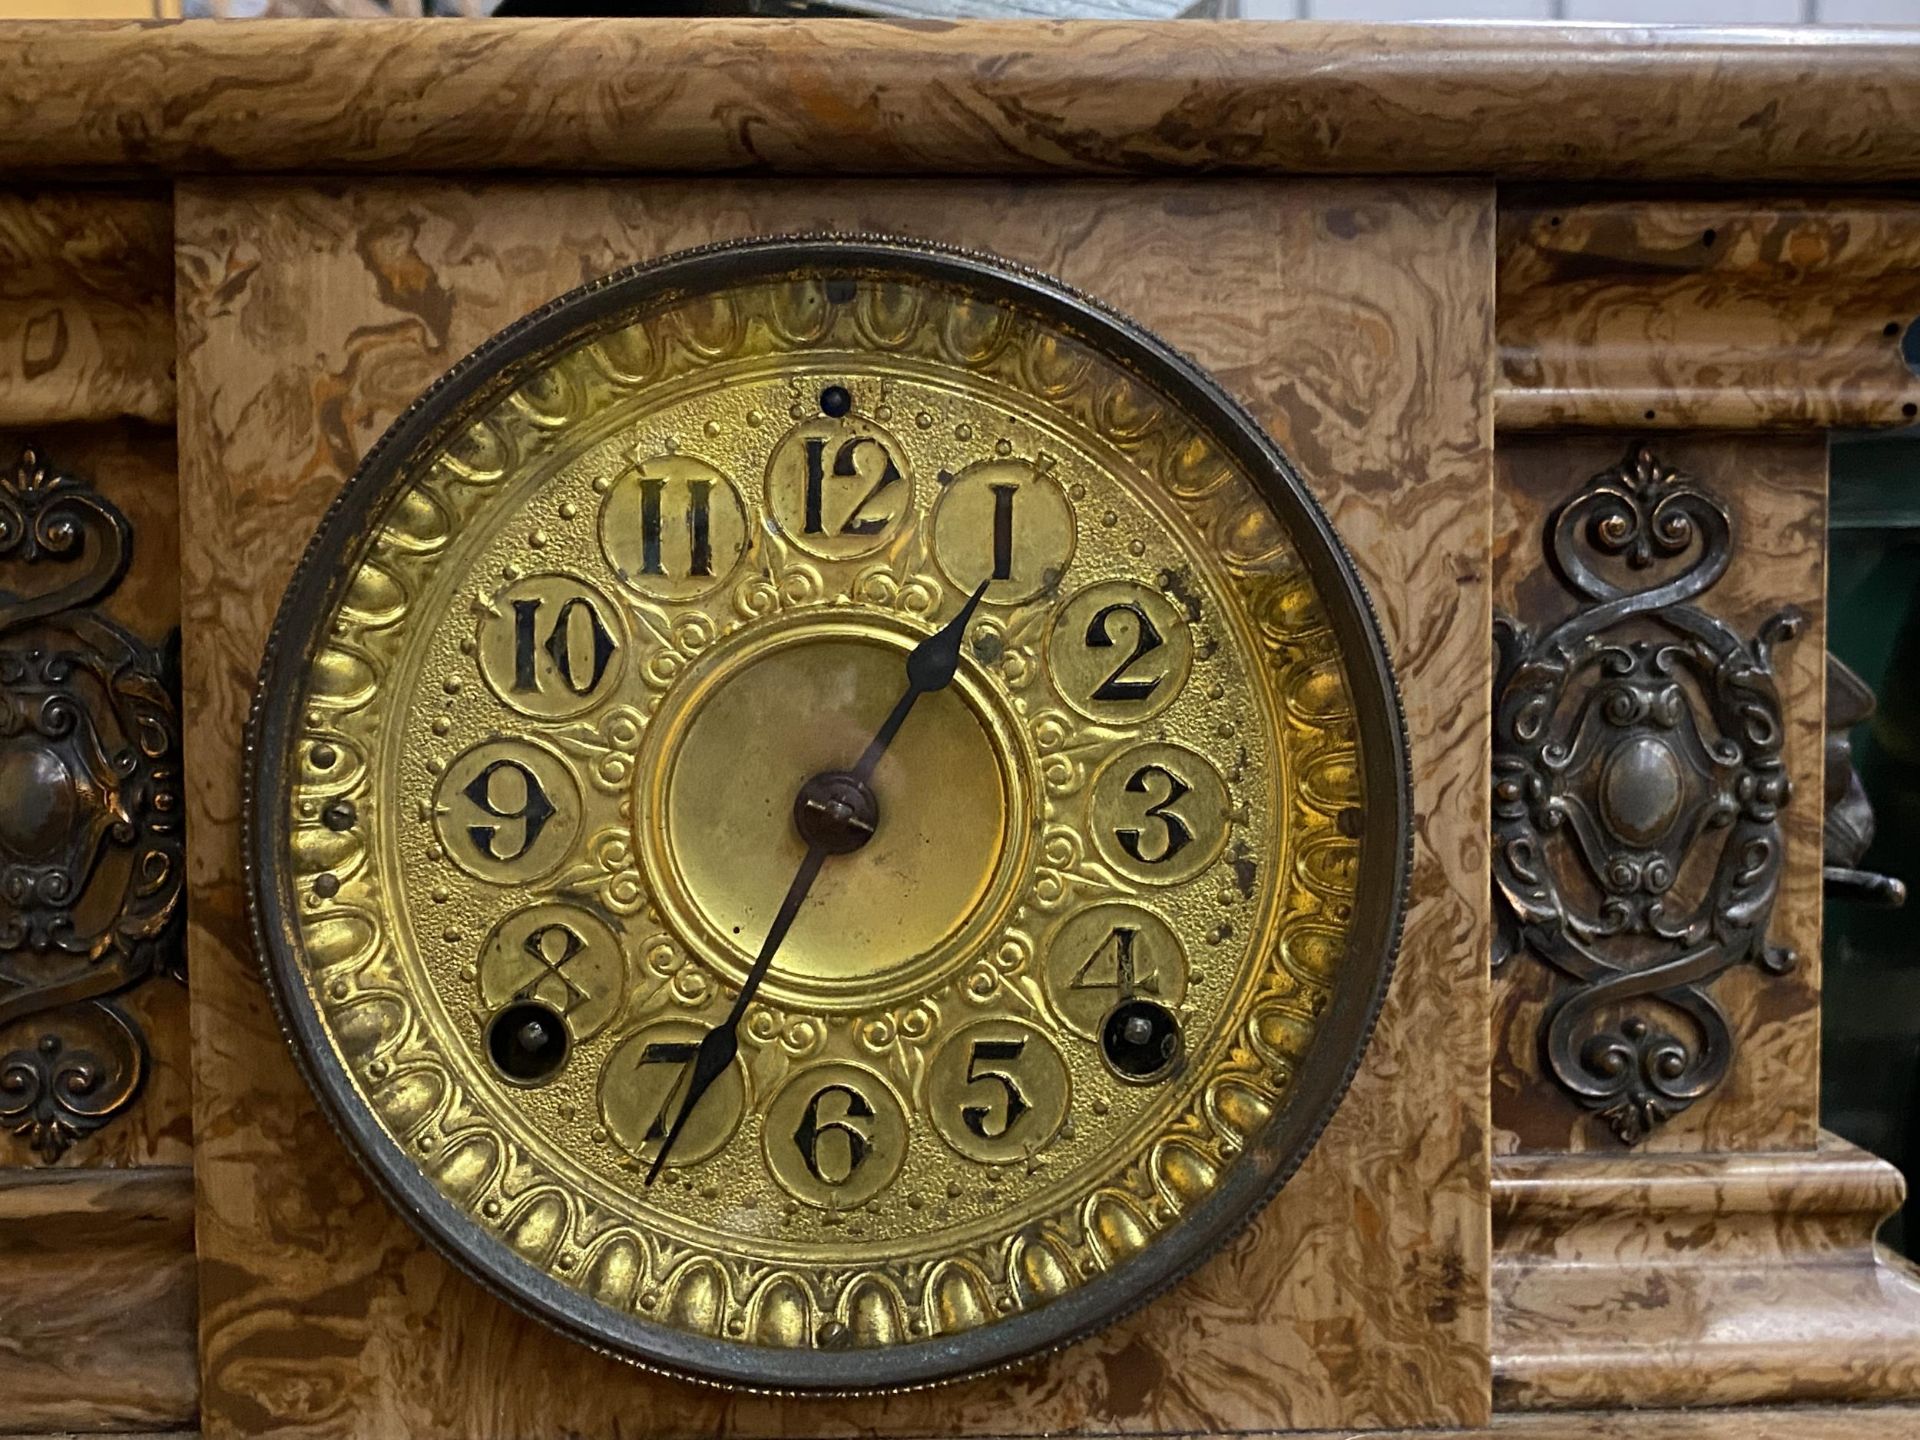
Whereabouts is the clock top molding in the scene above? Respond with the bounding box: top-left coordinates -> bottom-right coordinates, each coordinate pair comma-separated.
0,19 -> 1917,184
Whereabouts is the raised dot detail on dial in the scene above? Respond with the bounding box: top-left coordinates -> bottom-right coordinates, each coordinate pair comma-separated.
763,1063 -> 907,1209
475,572 -> 626,720
1043,903 -> 1189,1041
599,454 -> 749,601
1046,578 -> 1192,724
431,737 -> 581,885
1088,742 -> 1231,887
926,1018 -> 1070,1166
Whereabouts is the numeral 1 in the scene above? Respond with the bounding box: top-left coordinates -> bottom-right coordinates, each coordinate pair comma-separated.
687,478 -> 713,576
990,481 -> 1017,580
803,438 -> 828,534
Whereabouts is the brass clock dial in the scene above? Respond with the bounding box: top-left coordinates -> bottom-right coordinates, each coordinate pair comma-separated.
249,237 -> 1409,1392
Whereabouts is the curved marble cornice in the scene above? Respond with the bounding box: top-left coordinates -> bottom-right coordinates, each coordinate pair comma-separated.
1,20 -> 1919,182
1498,196 -> 1920,432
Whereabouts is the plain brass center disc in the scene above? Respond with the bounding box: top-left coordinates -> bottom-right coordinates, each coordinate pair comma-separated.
636,614 -> 1033,1010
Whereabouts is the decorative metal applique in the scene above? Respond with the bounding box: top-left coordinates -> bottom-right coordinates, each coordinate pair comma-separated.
1492,444 -> 1801,1144
0,443 -> 183,1161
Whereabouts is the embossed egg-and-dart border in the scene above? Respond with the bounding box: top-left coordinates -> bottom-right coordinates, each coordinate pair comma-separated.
245,235 -> 1413,1393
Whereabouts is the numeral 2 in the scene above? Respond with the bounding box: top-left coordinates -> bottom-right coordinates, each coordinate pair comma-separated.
1085,602 -> 1165,703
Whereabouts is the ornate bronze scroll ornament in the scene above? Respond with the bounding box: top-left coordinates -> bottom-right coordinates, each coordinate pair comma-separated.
1493,444 -> 1800,1144
0,443 -> 183,1161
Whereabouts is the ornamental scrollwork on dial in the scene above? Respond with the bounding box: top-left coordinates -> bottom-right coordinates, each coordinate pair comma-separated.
0,443 -> 184,1161
1492,443 -> 1801,1145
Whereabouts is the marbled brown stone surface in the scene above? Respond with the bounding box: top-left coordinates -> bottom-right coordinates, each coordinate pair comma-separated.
1499,197 -> 1920,432
0,190 -> 174,427
16,1409 -> 1920,1440
16,1408 -> 1920,1440
1490,433 -> 1825,1156
0,1166 -> 198,1432
175,177 -> 1493,1437
0,189 -> 190,1439
0,190 -> 186,1175
1494,1135 -> 1920,1410
2,22 -> 1920,183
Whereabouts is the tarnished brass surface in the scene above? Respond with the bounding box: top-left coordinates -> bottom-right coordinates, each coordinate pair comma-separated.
248,238 -> 1406,1390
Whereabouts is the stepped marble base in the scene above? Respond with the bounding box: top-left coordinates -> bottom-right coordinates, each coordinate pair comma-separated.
1494,1133 -> 1920,1411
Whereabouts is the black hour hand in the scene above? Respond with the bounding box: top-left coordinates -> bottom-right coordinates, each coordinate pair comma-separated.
645,1022 -> 739,1185
853,579 -> 989,782
906,578 -> 988,694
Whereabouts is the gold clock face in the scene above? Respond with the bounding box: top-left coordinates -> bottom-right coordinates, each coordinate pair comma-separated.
249,237 -> 1408,1391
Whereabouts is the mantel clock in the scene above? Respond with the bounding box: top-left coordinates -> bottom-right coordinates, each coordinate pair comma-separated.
246,236 -> 1410,1391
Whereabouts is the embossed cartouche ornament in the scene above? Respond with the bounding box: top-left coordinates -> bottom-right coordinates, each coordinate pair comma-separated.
1493,444 -> 1802,1145
247,237 -> 1408,1391
0,443 -> 183,1163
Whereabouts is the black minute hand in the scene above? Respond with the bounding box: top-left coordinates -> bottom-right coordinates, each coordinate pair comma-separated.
644,579 -> 991,1185
850,577 -> 990,781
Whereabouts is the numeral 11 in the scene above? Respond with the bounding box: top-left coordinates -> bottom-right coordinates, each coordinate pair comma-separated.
638,475 -> 714,577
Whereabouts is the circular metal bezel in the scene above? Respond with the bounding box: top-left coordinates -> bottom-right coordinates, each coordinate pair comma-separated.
246,234 -> 1413,1394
